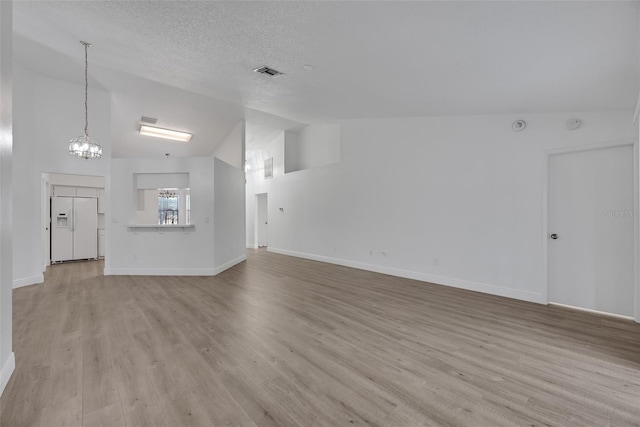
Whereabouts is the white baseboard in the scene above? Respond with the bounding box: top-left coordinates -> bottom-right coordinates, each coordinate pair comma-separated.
549,303 -> 635,321
0,352 -> 15,397
13,274 -> 44,289
103,255 -> 247,277
267,247 -> 545,304
104,267 -> 218,276
213,254 -> 247,275
246,244 -> 258,249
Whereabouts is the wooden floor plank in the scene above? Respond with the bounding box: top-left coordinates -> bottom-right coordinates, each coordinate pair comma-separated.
1,250 -> 639,426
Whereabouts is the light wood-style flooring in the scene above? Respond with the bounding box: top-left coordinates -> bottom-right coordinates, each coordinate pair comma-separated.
1,249 -> 639,426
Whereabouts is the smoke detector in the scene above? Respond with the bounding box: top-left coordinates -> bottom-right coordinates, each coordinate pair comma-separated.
512,120 -> 527,132
565,118 -> 582,130
253,66 -> 286,78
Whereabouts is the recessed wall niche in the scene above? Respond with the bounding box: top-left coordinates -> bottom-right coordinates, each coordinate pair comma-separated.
133,173 -> 191,225
284,123 -> 341,174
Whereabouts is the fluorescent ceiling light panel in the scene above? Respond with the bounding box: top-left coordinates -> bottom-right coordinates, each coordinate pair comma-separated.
139,125 -> 192,142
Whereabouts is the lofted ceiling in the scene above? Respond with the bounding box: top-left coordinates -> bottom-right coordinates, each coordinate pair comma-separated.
12,1 -> 640,156
13,34 -> 299,157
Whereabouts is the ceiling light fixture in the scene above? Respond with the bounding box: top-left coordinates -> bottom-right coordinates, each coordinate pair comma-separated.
69,41 -> 102,159
139,125 -> 192,142
159,189 -> 178,198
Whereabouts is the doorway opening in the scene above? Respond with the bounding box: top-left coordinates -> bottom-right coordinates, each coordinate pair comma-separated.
43,173 -> 106,269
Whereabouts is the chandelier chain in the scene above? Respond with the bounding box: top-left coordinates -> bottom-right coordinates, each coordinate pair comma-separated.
83,41 -> 89,137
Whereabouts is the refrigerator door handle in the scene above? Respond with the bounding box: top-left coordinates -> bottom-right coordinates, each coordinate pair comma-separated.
72,208 -> 75,232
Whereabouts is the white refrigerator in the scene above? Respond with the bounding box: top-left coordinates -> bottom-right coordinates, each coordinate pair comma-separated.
51,196 -> 98,263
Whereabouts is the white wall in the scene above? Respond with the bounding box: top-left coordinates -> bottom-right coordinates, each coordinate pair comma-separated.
263,132 -> 285,177
637,115 -> 640,322
283,131 -> 299,174
135,189 -> 160,224
213,158 -> 246,273
12,63 -> 39,288
106,157 -> 215,275
108,157 -> 245,275
0,0 -> 13,397
213,120 -> 245,170
297,123 -> 340,170
48,173 -> 105,187
247,111 -> 638,305
12,68 -> 111,288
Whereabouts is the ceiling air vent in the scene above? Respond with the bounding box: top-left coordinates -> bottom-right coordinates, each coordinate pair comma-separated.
254,66 -> 285,78
141,116 -> 158,124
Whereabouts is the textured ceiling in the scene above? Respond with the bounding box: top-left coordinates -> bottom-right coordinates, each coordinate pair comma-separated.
12,1 -> 640,155
14,34 -> 301,156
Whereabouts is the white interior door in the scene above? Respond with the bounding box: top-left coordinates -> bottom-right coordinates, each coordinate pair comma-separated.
73,197 -> 98,260
256,193 -> 268,248
548,145 -> 634,317
51,196 -> 73,262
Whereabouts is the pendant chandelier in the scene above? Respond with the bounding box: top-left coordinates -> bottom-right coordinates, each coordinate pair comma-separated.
159,189 -> 178,199
69,41 -> 102,159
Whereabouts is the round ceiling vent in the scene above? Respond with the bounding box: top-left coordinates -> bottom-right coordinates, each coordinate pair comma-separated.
512,120 -> 527,132
566,118 -> 582,130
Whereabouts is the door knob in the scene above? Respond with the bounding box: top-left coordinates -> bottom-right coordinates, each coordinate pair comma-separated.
550,234 -> 558,240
